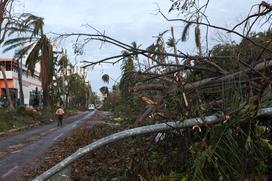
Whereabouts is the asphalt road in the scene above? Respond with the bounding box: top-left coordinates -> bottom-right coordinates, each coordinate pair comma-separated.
0,110 -> 96,181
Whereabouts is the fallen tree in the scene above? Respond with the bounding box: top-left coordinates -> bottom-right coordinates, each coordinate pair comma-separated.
34,107 -> 272,181
43,1 -> 272,179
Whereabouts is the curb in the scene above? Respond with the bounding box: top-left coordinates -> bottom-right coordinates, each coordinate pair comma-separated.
0,122 -> 42,137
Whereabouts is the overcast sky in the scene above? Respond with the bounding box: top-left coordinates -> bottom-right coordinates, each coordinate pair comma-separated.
13,0 -> 262,92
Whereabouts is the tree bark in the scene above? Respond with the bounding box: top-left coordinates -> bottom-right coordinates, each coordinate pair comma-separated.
0,65 -> 14,110
17,59 -> 24,105
42,86 -> 50,108
135,105 -> 156,124
40,44 -> 51,108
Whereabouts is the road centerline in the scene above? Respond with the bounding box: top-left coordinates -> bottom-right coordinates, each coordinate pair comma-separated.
72,124 -> 77,128
53,133 -> 63,141
11,150 -> 22,154
1,165 -> 19,178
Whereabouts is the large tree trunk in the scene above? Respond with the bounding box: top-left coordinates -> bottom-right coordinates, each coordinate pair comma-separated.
41,47 -> 51,108
0,65 -> 14,110
41,56 -> 50,108
42,86 -> 50,107
17,59 -> 24,105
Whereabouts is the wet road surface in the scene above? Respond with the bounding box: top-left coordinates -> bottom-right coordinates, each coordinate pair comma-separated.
0,110 -> 96,180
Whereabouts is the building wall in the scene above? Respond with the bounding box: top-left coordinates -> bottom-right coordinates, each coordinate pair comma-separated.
0,71 -> 13,79
0,79 -> 14,96
0,70 -> 41,105
13,72 -> 42,105
67,65 -> 88,82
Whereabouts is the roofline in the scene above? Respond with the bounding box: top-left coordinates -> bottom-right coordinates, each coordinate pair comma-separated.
0,58 -> 16,62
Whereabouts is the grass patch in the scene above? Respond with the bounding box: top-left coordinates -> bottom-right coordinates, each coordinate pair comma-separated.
0,110 -> 30,132
0,107 -> 81,132
0,108 -> 43,132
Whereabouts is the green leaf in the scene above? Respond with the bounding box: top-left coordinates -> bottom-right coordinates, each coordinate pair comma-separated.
261,138 -> 272,150
245,135 -> 252,151
255,125 -> 266,138
181,22 -> 192,41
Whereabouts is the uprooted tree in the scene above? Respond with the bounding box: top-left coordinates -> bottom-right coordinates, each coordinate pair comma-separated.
50,1 -> 272,180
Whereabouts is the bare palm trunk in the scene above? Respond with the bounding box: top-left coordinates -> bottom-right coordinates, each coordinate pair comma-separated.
41,55 -> 50,108
17,59 -> 24,105
65,92 -> 69,108
65,80 -> 69,108
62,65 -> 66,108
0,65 -> 14,110
42,86 -> 50,107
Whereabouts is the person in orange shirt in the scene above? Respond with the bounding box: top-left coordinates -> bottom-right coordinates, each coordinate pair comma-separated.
55,106 -> 65,127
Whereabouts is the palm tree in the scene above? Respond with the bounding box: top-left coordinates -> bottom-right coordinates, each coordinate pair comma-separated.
146,31 -> 168,67
100,86 -> 109,96
101,74 -> 110,84
3,14 -> 54,108
16,55 -> 24,105
56,50 -> 69,107
120,55 -> 135,97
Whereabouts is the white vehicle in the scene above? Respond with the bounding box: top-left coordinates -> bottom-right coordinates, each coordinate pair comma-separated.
88,104 -> 95,111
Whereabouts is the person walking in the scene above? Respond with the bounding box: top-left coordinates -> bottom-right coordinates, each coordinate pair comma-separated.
56,106 -> 65,127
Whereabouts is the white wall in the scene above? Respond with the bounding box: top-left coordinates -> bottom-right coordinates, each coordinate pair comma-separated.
0,71 -> 13,79
12,71 -> 42,105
